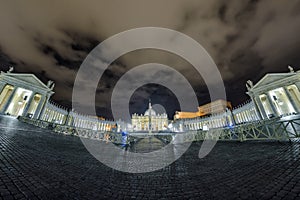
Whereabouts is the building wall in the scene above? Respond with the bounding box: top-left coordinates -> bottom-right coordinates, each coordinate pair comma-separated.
174,100 -> 232,120
247,69 -> 300,119
175,101 -> 258,132
132,113 -> 168,131
0,71 -> 54,118
3,67 -> 300,133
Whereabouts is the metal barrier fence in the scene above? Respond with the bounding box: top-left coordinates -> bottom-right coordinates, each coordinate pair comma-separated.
183,116 -> 300,142
18,116 -> 126,144
19,115 -> 300,144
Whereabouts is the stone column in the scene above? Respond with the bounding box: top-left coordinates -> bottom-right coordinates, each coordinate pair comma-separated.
57,112 -> 61,123
57,113 -> 62,124
229,110 -> 236,125
74,117 -> 78,127
240,112 -> 244,122
38,95 -> 50,120
1,86 -> 17,114
62,113 -> 67,124
99,122 -> 102,130
235,113 -> 240,123
76,118 -> 80,127
51,110 -> 57,122
80,119 -> 83,128
64,111 -> 70,125
244,111 -> 248,122
57,112 -> 62,124
60,113 -> 65,124
0,82 -> 6,94
76,117 -> 80,127
246,110 -> 251,122
47,109 -> 52,122
266,93 -> 277,116
77,118 -> 80,127
81,119 -> 84,128
87,121 -> 90,129
50,110 -> 55,122
283,87 -> 299,113
53,110 -> 58,122
249,109 -> 253,120
42,108 -> 47,121
250,97 -> 262,120
238,113 -> 242,123
47,109 -> 52,121
33,95 -> 46,119
241,112 -> 245,122
294,82 -> 300,93
103,122 -> 106,131
242,112 -> 246,122
54,112 -> 59,123
83,119 -> 87,129
254,96 -> 267,119
237,113 -> 241,123
70,115 -> 74,126
248,110 -> 253,121
23,92 -> 36,117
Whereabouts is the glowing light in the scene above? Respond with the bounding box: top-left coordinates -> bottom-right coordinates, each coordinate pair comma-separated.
203,125 -> 209,131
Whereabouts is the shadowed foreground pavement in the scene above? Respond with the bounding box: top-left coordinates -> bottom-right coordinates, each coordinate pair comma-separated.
1,116 -> 300,200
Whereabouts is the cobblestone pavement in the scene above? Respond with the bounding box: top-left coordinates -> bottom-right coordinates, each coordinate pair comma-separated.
1,116 -> 300,200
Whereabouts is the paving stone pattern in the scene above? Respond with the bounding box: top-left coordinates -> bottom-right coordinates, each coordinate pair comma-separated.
1,116 -> 300,199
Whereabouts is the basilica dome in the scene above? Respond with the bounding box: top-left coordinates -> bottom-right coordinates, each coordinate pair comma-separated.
144,108 -> 156,116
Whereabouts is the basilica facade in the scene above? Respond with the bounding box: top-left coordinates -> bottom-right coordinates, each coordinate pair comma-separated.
131,100 -> 168,132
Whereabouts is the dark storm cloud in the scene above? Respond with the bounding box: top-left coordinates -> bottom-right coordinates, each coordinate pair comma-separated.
0,49 -> 16,70
0,0 -> 300,117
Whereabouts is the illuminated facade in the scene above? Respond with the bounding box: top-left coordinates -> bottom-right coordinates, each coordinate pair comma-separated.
131,100 -> 168,131
0,67 -> 54,118
174,99 -> 232,120
2,66 -> 300,133
175,66 -> 300,132
0,68 -> 118,132
246,66 -> 300,119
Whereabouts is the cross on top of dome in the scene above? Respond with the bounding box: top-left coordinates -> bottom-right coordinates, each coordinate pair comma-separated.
144,99 -> 156,116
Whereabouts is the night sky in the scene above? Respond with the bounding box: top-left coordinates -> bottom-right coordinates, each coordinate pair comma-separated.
1,0 -> 300,119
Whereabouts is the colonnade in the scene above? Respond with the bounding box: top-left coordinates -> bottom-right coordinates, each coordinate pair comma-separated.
40,101 -> 116,131
232,101 -> 260,124
40,101 -> 68,124
180,101 -> 260,131
181,110 -> 234,131
66,111 -> 116,131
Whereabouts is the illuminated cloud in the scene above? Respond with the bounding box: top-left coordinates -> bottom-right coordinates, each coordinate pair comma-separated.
0,0 -> 300,118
